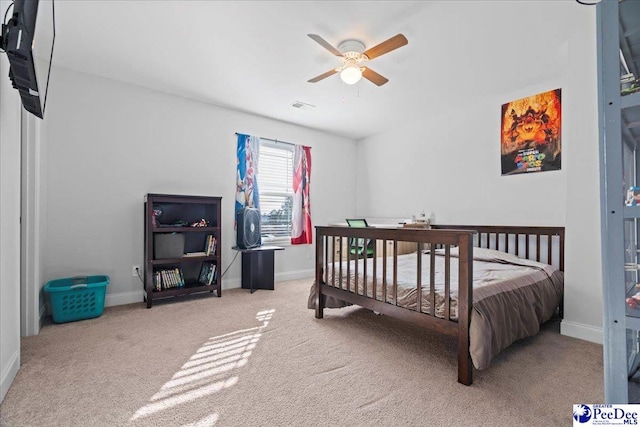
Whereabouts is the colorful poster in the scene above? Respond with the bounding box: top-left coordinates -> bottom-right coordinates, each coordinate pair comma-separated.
500,88 -> 561,175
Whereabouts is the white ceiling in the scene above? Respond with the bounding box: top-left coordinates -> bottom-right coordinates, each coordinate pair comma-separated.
48,1 -> 577,140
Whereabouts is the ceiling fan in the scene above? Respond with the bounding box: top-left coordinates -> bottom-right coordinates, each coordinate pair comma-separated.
307,33 -> 408,86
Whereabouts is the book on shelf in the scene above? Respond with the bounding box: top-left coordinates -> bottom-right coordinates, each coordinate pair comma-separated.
154,268 -> 185,291
160,270 -> 168,289
204,235 -> 217,256
209,264 -> 217,285
199,262 -> 217,286
184,251 -> 206,257
174,267 -> 185,287
153,271 -> 162,292
198,262 -> 208,285
163,270 -> 174,289
198,263 -> 207,284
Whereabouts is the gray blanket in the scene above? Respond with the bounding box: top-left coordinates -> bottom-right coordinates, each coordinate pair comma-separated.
308,247 -> 564,370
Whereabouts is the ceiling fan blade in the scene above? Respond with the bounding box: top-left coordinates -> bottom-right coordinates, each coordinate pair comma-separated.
308,34 -> 343,56
308,69 -> 338,83
362,67 -> 389,86
362,34 -> 408,60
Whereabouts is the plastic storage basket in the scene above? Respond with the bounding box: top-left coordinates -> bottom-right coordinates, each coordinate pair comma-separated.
44,275 -> 109,323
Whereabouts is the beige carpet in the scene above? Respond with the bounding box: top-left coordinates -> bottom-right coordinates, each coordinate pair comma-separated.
0,278 -> 603,427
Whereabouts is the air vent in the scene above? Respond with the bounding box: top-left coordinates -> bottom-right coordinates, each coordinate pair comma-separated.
291,101 -> 316,110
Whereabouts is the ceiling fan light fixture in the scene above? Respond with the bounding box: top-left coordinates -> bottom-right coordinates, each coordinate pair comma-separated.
307,33 -> 407,86
340,63 -> 362,85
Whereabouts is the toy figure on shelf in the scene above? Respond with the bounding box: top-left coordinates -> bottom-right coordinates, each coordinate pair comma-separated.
626,186 -> 640,206
191,218 -> 209,227
626,289 -> 640,309
627,295 -> 640,309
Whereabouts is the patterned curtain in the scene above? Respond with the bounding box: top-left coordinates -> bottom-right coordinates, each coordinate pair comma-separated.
291,145 -> 312,245
235,134 -> 260,221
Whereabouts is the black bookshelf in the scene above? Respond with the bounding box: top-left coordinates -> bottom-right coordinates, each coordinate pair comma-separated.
143,193 -> 222,308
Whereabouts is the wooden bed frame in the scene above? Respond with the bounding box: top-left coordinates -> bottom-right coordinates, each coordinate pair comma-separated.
313,224 -> 565,386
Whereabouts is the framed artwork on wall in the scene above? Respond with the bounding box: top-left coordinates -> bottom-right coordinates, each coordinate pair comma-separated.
500,88 -> 562,175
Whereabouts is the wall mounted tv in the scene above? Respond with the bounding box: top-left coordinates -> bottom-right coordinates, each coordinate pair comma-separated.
1,0 -> 55,119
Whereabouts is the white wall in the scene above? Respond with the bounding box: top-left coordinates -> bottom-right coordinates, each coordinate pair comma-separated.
356,3 -> 601,343
561,10 -> 602,343
21,111 -> 46,337
40,66 -> 357,305
0,38 -> 22,401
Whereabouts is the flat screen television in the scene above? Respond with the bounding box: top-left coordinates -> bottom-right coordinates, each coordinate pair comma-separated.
1,0 -> 55,119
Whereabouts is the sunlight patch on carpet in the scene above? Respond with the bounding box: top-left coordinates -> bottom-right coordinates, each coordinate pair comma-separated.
181,413 -> 220,427
130,309 -> 275,423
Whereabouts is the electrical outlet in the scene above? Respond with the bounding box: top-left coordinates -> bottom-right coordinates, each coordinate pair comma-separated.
132,265 -> 140,277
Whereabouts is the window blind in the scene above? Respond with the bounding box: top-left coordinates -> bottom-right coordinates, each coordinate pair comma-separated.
259,142 -> 294,239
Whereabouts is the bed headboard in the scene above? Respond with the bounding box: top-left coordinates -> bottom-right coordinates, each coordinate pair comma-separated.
431,225 -> 565,271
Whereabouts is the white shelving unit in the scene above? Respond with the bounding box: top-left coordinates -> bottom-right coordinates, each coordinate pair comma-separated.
598,0 -> 640,404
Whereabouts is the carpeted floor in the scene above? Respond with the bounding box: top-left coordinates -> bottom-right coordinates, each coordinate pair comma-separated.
0,278 -> 603,427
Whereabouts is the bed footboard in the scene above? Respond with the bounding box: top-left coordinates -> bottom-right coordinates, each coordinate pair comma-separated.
314,226 -> 475,385
313,224 -> 565,386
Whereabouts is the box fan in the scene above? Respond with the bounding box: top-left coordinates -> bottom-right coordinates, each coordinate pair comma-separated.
236,207 -> 261,249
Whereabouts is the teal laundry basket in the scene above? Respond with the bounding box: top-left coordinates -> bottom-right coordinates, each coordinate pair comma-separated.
44,275 -> 109,323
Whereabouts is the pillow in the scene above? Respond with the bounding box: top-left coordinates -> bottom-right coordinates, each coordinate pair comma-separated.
433,246 -> 524,264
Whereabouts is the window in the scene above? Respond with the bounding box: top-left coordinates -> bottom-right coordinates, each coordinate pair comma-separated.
259,141 -> 294,242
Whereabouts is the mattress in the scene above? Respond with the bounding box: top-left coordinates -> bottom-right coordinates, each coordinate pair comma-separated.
308,246 -> 564,370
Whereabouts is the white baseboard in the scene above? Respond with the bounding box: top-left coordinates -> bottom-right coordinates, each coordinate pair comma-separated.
221,277 -> 241,289
561,320 -> 603,345
222,269 -> 314,290
276,269 -> 314,282
103,271 -> 314,306
105,290 -> 144,307
0,350 -> 19,404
